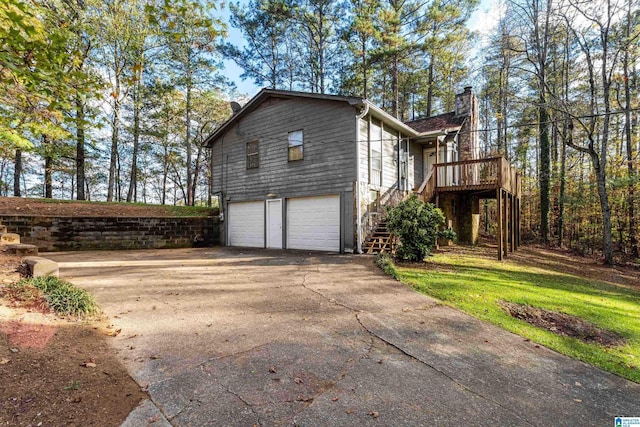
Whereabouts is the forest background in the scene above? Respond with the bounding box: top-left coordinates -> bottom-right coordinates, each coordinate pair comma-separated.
1,0 -> 638,264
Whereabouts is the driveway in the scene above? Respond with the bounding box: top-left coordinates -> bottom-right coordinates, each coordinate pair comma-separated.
47,248 -> 640,426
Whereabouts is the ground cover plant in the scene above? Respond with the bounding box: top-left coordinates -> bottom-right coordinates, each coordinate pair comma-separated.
7,276 -> 98,316
389,246 -> 640,383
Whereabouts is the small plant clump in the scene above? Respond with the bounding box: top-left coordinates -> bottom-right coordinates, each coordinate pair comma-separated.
11,276 -> 98,316
375,252 -> 399,280
386,194 -> 456,262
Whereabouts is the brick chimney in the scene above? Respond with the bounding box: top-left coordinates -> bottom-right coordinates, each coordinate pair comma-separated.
455,87 -> 479,161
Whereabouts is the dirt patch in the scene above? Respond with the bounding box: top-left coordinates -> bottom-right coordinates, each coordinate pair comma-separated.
0,253 -> 146,426
437,238 -> 640,291
500,301 -> 625,347
0,196 -> 216,217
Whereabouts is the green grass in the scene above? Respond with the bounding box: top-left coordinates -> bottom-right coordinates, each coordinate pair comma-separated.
9,276 -> 98,317
392,253 -> 640,383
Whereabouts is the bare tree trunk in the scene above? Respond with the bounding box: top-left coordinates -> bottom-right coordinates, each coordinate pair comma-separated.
107,95 -> 120,202
43,135 -> 53,198
127,80 -> 141,202
13,149 -> 21,197
76,95 -> 86,200
185,61 -> 193,206
623,1 -> 638,257
426,59 -> 434,117
162,143 -> 169,205
191,144 -> 203,205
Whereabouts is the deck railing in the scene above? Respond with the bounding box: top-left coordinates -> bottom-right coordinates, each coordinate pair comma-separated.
417,157 -> 520,201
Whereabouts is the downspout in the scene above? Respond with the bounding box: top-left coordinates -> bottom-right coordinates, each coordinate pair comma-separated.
355,102 -> 370,254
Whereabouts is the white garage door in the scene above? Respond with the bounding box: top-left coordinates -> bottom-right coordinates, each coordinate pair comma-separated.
227,201 -> 264,248
287,195 -> 340,252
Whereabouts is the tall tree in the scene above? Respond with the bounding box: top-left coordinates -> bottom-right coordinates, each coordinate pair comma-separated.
156,0 -> 225,205
222,0 -> 294,89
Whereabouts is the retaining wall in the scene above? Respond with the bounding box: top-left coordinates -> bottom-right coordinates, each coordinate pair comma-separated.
0,215 -> 219,251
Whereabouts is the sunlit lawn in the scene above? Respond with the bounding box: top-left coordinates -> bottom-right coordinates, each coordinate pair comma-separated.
395,253 -> 640,383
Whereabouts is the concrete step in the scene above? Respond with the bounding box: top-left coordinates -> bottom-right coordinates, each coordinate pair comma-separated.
23,256 -> 58,277
5,243 -> 38,256
0,233 -> 20,245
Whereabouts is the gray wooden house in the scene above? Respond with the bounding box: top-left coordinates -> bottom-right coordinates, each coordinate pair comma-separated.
204,88 -> 520,258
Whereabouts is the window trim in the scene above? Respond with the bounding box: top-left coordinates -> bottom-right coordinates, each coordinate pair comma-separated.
369,120 -> 382,186
246,140 -> 259,169
288,129 -> 304,161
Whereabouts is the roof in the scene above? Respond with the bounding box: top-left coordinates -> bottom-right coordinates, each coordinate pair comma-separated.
404,111 -> 464,134
203,89 -> 422,147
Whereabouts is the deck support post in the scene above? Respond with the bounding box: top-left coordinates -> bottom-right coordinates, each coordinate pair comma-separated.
497,188 -> 503,260
502,190 -> 508,259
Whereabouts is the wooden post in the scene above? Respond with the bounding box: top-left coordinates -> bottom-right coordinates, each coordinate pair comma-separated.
503,190 -> 508,258
517,197 -> 521,248
497,188 -> 503,260
509,193 -> 514,253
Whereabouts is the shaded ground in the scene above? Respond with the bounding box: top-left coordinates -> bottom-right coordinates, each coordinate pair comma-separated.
439,238 -> 640,290
0,254 -> 145,426
0,196 -> 216,217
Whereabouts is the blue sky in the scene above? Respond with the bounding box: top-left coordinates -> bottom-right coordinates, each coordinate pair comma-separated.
220,0 -> 501,98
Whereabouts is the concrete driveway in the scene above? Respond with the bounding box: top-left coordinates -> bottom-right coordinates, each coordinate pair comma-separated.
47,248 -> 640,426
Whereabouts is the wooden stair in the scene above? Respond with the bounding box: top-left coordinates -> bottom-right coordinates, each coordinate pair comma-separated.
363,221 -> 394,254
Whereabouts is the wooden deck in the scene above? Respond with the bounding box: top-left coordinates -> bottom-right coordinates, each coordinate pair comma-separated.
417,157 -> 521,202
416,156 -> 521,261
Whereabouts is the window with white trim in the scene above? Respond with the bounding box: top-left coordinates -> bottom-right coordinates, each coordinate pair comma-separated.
288,130 -> 304,161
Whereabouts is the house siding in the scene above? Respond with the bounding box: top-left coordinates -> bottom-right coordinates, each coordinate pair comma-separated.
410,142 -> 424,190
357,116 -> 413,249
211,97 -> 357,251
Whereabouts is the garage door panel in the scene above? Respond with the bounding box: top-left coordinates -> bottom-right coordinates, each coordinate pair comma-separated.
228,201 -> 264,248
287,195 -> 340,252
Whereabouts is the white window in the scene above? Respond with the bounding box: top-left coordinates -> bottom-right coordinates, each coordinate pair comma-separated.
370,121 -> 382,186
288,130 -> 303,161
399,139 -> 409,191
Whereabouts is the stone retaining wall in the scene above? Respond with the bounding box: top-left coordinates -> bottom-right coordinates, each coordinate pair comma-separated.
0,215 -> 219,251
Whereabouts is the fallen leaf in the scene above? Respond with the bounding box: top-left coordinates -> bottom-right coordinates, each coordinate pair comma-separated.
106,328 -> 121,337
332,397 -> 339,402
294,377 -> 304,384
150,355 -> 160,360
269,366 -> 277,373
73,397 -> 82,403
369,411 -> 379,418
147,415 -> 160,423
346,409 -> 354,414
0,358 -> 9,365
10,348 -> 18,353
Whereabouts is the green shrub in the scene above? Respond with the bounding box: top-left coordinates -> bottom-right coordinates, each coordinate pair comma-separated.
15,276 -> 98,316
386,194 -> 455,262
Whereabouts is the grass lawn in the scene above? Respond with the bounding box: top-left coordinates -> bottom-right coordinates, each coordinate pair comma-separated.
393,248 -> 640,383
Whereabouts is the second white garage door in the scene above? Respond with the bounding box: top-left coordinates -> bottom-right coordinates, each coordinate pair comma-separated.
287,195 -> 340,252
227,201 -> 264,248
